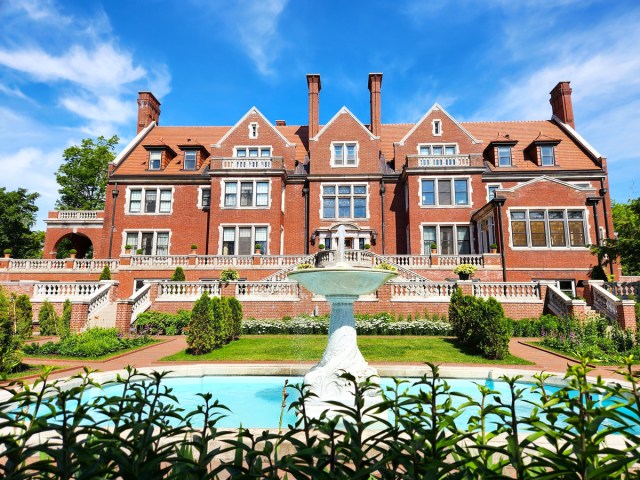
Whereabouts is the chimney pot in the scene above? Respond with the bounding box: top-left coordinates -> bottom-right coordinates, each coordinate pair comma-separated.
306,74 -> 321,138
368,73 -> 383,136
137,91 -> 161,133
549,81 -> 574,128
276,120 -> 286,126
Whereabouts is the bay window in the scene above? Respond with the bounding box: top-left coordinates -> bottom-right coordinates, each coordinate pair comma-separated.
509,209 -> 587,248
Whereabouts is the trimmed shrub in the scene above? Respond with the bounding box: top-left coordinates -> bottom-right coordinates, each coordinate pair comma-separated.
99,265 -> 111,280
221,297 -> 233,344
448,288 -> 480,345
508,314 -> 560,337
57,299 -> 72,340
477,297 -> 510,360
187,293 -> 215,354
228,297 -> 243,340
171,266 -> 186,281
0,288 -> 22,372
134,310 -> 190,335
38,300 -> 58,336
14,294 -> 33,339
210,296 -> 225,348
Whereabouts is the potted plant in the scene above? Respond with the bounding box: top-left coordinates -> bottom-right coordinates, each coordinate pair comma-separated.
255,243 -> 262,254
489,243 -> 498,254
3,248 -> 11,258
136,248 -> 144,255
364,243 -> 371,250
318,243 -> 325,250
220,268 -> 239,284
69,248 -> 77,259
191,244 -> 198,254
124,244 -> 133,255
453,263 -> 477,280
430,242 -> 437,254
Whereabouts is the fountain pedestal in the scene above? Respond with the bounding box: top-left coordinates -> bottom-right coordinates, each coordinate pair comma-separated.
288,267 -> 396,418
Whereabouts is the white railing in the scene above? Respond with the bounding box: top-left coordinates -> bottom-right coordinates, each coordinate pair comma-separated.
220,158 -> 274,169
378,254 -> 432,268
10,259 -> 68,270
592,283 -> 619,322
473,282 -> 541,301
546,284 -> 571,317
604,282 -> 640,299
439,255 -> 484,267
195,255 -> 255,267
73,259 -> 119,271
129,255 -> 191,267
235,281 -> 299,299
391,282 -> 456,300
410,154 -> 472,167
130,283 -> 152,323
56,210 -> 100,220
367,252 -> 430,282
33,282 -> 102,298
87,282 -> 112,316
157,281 -> 221,299
258,255 -> 314,267
262,256 -> 316,282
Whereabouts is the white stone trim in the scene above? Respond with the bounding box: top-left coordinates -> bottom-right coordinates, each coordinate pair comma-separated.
112,121 -> 156,166
212,106 -> 295,148
398,103 -> 481,145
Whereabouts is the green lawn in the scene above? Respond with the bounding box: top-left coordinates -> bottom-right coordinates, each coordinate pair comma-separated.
162,335 -> 532,364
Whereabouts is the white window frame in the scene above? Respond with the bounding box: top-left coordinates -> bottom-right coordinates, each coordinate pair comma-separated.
183,149 -> 198,170
497,146 -> 512,167
248,122 -> 259,139
486,183 -> 502,202
219,224 -> 270,255
320,182 -> 369,220
432,119 -> 442,136
331,141 -> 359,167
220,179 -> 271,209
507,207 -> 590,249
417,143 -> 458,156
234,146 -> 272,158
125,186 -> 174,215
122,230 -> 172,255
420,223 -> 473,255
418,176 -> 471,208
540,144 -> 556,167
197,186 -> 211,209
148,150 -> 162,170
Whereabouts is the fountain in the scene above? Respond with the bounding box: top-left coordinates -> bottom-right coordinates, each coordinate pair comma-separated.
287,225 -> 397,417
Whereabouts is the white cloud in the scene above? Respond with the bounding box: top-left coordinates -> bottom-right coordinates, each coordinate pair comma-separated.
0,83 -> 28,99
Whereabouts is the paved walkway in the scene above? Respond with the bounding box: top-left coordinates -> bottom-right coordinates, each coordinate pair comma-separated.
19,336 -> 638,383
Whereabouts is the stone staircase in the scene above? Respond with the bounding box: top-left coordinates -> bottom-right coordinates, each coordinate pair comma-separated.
86,301 -> 117,329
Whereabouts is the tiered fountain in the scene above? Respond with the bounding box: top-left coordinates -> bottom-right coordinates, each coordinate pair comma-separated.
288,225 -> 397,417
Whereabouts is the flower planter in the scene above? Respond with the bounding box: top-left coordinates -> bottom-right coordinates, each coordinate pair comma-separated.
458,273 -> 470,280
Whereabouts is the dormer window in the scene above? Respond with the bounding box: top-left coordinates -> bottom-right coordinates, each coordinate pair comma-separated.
540,145 -> 555,166
184,150 -> 197,170
497,146 -> 512,167
248,122 -> 259,139
332,142 -> 358,166
149,150 -> 162,170
432,119 -> 442,136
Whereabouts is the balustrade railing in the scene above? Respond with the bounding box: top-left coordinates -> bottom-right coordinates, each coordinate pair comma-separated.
473,282 -> 541,300
604,282 -> 640,299
130,283 -> 152,322
391,282 -> 456,299
195,255 -> 254,267
546,284 -> 571,317
87,283 -> 112,315
33,282 -> 102,298
56,210 -> 101,220
378,254 -> 432,268
73,259 -> 119,271
592,283 -> 619,321
157,281 -> 222,299
235,281 -> 299,298
129,255 -> 191,267
439,255 -> 484,267
10,259 -> 67,270
408,154 -> 473,168
216,157 -> 283,170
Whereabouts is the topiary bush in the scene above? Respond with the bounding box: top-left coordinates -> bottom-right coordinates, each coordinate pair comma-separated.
38,300 -> 59,336
476,297 -> 510,359
134,310 -> 190,335
0,288 -> 22,372
171,266 -> 186,281
99,265 -> 111,280
228,297 -> 243,340
187,293 -> 215,354
210,296 -> 226,348
13,294 -> 33,339
57,299 -> 72,340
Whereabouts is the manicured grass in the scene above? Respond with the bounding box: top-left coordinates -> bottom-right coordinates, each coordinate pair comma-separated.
2,364 -> 61,380
162,335 -> 533,364
22,340 -> 160,361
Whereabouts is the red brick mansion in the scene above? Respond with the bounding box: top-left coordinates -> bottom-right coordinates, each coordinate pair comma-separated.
1,74 -> 636,331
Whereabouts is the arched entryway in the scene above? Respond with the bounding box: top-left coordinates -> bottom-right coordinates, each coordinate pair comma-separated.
54,233 -> 94,259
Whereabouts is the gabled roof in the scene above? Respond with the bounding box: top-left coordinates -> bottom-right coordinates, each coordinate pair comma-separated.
310,106 -> 377,141
398,103 -> 481,145
212,106 -> 295,148
498,175 -> 597,193
112,121 -> 156,166
551,115 -> 602,159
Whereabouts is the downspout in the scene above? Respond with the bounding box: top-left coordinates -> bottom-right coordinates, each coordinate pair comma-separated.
302,182 -> 310,255
380,179 -> 386,254
494,197 -> 507,282
107,182 -> 119,259
599,182 -> 613,276
204,204 -> 211,255
587,197 -> 602,268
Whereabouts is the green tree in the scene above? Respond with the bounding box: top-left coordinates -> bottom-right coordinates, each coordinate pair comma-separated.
228,297 -> 243,340
0,187 -> 43,258
57,299 -> 72,340
99,265 -> 112,280
38,300 -> 58,336
11,294 -> 33,339
591,198 -> 640,275
55,135 -> 119,210
187,293 -> 215,354
0,289 -> 22,373
171,266 -> 186,281
210,297 -> 225,348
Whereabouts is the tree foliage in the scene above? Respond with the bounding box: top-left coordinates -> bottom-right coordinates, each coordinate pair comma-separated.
99,265 -> 112,280
0,288 -> 22,372
11,294 -> 33,339
39,300 -> 59,336
591,197 -> 640,275
0,187 -> 43,258
187,293 -> 215,355
171,266 -> 186,281
55,135 -> 119,210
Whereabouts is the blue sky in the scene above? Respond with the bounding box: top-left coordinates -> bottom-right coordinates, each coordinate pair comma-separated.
1,0 -> 639,229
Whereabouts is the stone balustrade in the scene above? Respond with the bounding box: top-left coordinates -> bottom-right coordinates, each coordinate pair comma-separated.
130,283 -> 152,322
33,282 -> 103,298
235,281 -> 300,299
157,281 -> 222,299
73,259 -> 120,271
591,282 -> 620,322
546,284 -> 571,317
129,255 -> 191,267
473,282 -> 541,301
604,281 -> 640,299
57,210 -> 101,220
391,282 -> 456,300
87,283 -> 112,315
439,255 -> 484,267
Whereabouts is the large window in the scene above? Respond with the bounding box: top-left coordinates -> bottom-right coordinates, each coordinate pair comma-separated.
223,180 -> 269,208
420,178 -> 470,206
148,150 -> 162,170
128,188 -> 172,214
332,142 -> 358,166
497,146 -> 512,167
124,231 -> 170,255
510,209 -> 587,248
321,184 -> 367,219
222,225 -> 268,255
235,146 -> 271,158
423,225 -> 471,255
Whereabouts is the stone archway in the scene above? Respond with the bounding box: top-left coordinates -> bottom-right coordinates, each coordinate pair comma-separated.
54,232 -> 94,259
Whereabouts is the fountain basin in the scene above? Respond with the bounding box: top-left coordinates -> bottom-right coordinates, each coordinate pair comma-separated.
287,267 -> 396,296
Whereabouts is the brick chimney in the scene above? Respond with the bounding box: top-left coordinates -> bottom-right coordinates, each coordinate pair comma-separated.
549,81 -> 574,128
137,91 -> 161,133
306,74 -> 321,138
368,73 -> 383,136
